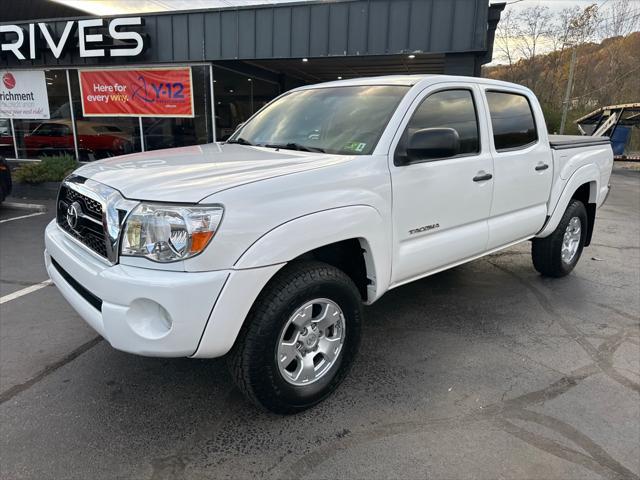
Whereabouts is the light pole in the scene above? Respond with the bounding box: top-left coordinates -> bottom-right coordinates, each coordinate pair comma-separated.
559,46 -> 578,135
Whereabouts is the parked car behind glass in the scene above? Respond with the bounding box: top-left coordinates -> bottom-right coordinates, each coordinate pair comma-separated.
24,120 -> 133,160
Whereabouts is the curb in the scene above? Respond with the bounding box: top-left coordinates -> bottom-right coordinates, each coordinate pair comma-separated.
1,201 -> 48,213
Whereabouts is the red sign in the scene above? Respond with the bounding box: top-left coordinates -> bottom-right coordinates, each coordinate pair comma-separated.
79,68 -> 194,118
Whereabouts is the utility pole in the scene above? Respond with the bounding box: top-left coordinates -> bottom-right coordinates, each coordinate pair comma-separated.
559,47 -> 578,135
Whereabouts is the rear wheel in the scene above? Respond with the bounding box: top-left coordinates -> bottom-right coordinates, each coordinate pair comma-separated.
532,199 -> 588,277
227,261 -> 362,414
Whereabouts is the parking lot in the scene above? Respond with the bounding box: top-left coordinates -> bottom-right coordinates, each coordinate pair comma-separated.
1,167 -> 638,480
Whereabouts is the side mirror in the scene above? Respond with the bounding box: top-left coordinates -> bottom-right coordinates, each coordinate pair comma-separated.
404,127 -> 461,163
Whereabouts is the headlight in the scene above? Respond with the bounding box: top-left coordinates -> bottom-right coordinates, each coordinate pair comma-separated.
121,203 -> 224,262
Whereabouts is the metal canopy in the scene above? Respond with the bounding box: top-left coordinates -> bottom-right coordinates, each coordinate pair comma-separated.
51,0 -> 318,16
242,54 -> 447,83
576,104 -> 640,127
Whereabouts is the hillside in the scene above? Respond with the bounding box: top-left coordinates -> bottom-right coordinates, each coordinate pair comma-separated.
483,32 -> 640,139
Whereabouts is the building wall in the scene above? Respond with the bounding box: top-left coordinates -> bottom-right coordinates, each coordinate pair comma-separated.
1,0 -> 490,68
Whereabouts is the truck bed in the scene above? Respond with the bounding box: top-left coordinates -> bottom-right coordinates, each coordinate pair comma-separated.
549,135 -> 611,150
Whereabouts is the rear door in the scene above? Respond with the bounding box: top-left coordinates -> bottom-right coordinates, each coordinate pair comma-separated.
478,88 -> 553,249
390,83 -> 494,286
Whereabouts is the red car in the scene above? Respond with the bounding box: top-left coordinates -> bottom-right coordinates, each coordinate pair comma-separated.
24,120 -> 133,160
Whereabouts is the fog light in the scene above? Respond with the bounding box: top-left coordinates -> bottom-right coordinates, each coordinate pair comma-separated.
126,298 -> 173,339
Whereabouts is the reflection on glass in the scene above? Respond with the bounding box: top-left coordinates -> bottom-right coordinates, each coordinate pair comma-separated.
406,89 -> 480,155
213,68 -> 280,141
230,85 -> 409,155
486,91 -> 538,150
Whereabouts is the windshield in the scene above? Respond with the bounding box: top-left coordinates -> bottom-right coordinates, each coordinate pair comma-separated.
229,85 -> 409,155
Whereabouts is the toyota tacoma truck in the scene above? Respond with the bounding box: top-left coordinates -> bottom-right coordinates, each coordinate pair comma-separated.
45,75 -> 613,413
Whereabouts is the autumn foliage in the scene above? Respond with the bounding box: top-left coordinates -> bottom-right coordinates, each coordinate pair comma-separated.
484,32 -> 640,136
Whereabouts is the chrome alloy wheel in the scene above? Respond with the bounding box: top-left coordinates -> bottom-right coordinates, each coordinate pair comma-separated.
561,216 -> 582,264
276,298 -> 346,386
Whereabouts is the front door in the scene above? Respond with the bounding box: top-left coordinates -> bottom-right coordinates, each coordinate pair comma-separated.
390,85 -> 494,286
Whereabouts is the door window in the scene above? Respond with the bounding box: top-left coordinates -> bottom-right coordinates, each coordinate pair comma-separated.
401,89 -> 480,159
486,91 -> 538,151
33,124 -> 70,137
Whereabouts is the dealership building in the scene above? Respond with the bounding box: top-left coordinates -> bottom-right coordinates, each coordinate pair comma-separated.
0,0 -> 504,161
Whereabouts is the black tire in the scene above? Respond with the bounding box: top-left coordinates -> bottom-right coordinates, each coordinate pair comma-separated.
227,261 -> 363,414
532,199 -> 588,277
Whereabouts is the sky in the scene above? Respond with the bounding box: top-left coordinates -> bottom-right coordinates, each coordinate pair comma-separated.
488,0 -> 640,64
491,0 -> 621,14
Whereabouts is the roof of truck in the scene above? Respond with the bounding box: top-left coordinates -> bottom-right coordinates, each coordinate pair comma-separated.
294,75 -> 532,92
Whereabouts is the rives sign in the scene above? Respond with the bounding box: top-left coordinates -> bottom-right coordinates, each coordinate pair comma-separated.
0,17 -> 147,60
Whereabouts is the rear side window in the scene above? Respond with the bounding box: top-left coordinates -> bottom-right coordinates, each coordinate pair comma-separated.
406,89 -> 480,156
486,91 -> 538,150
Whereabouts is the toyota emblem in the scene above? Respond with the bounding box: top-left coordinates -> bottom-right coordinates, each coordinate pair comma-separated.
66,201 -> 81,231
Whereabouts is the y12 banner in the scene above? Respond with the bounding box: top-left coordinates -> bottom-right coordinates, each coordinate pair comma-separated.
0,70 -> 50,119
79,67 -> 194,118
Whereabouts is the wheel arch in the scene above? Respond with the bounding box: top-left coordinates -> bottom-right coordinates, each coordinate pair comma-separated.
570,181 -> 597,246
234,205 -> 390,303
192,207 -> 389,359
537,165 -> 599,241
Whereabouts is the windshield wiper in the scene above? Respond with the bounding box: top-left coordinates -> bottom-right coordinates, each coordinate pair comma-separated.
264,143 -> 325,153
226,137 -> 254,146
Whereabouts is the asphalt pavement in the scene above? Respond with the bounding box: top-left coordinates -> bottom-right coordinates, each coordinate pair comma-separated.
0,168 -> 638,480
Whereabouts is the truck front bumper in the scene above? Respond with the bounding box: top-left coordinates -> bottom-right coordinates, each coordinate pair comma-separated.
45,221 -> 282,358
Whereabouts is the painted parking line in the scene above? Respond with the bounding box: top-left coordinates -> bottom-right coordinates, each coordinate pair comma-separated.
0,280 -> 53,305
2,202 -> 47,212
0,211 -> 46,224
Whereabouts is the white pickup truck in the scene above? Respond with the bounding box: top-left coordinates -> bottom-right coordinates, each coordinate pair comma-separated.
45,75 -> 613,413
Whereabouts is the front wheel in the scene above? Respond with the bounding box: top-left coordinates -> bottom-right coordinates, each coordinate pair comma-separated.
227,261 -> 363,414
532,199 -> 588,277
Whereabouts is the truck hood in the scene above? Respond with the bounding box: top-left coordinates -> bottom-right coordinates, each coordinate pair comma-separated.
75,143 -> 351,203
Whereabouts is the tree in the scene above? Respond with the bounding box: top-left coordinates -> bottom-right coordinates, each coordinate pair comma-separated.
559,3 -> 599,124
494,9 -> 519,81
599,0 -> 640,38
595,0 -> 640,108
514,6 -> 553,89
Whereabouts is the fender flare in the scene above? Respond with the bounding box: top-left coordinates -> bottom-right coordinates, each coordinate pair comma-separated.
192,206 -> 390,358
234,205 -> 391,302
536,164 -> 599,238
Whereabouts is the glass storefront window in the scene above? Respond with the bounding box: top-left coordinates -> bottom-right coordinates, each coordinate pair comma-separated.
11,70 -> 75,159
143,65 -> 214,152
0,119 -> 14,158
1,64 -> 286,161
1,65 -> 215,161
69,70 -> 142,162
213,67 -> 280,141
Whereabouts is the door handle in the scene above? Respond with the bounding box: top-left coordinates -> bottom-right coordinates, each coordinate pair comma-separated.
473,173 -> 493,182
535,163 -> 549,171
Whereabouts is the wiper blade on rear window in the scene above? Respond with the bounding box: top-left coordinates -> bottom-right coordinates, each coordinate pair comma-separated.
226,137 -> 254,146
264,143 -> 325,153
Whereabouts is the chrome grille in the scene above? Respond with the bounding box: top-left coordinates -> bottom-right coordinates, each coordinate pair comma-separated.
56,176 -> 138,264
57,185 -> 108,258
63,187 -> 102,218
